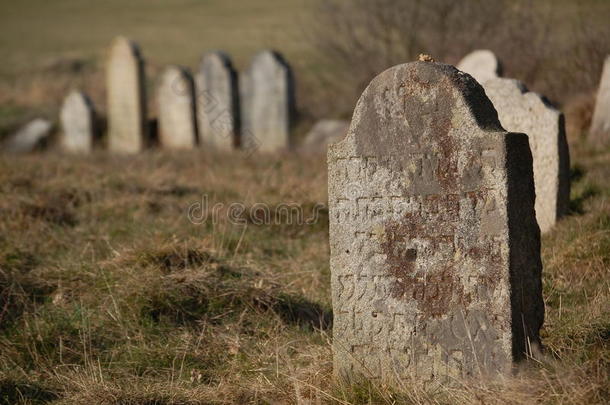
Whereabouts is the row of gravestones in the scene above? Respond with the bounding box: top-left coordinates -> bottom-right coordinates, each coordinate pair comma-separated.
459,49 -> 610,148
456,50 -> 571,234
60,36 -> 294,155
328,51 -> 590,387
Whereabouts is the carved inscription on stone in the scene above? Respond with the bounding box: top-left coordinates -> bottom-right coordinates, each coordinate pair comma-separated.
328,62 -> 543,386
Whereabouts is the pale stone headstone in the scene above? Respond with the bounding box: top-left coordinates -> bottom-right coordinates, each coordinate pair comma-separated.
157,66 -> 197,149
300,119 -> 349,154
484,78 -> 570,233
196,51 -> 239,150
590,55 -> 610,147
457,50 -> 501,84
240,50 -> 294,153
328,62 -> 543,386
59,90 -> 95,153
3,118 -> 53,153
106,36 -> 147,153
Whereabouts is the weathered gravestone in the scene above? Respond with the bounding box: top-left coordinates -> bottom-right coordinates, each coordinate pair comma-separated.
106,36 -> 147,153
59,90 -> 95,153
457,50 -> 501,85
157,66 -> 197,149
590,55 -> 610,147
196,51 -> 239,150
484,78 -> 570,233
328,62 -> 544,386
240,50 -> 294,153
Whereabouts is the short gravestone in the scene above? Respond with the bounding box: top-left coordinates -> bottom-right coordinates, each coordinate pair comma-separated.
3,118 -> 53,153
590,55 -> 610,147
300,119 -> 349,154
59,90 -> 95,153
106,36 -> 147,153
157,66 -> 197,149
484,78 -> 570,233
457,50 -> 501,84
328,62 -> 543,386
240,50 -> 294,153
196,51 -> 239,151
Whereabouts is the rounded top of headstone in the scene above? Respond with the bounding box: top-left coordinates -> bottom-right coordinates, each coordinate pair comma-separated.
63,89 -> 88,106
200,51 -> 235,71
108,36 -> 143,60
336,61 -> 503,156
159,65 -> 192,96
250,49 -> 290,71
61,90 -> 93,117
485,77 -> 558,114
457,49 -> 501,85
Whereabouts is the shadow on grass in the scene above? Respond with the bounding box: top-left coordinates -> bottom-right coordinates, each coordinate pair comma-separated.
568,165 -> 600,215
0,379 -> 59,405
273,293 -> 332,331
0,249 -> 54,331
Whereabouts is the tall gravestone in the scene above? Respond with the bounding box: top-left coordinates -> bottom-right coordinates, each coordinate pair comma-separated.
484,78 -> 570,233
457,50 -> 501,84
59,90 -> 95,153
106,36 -> 147,153
157,66 -> 197,149
240,50 -> 294,153
328,62 -> 543,386
590,55 -> 610,147
196,51 -> 239,151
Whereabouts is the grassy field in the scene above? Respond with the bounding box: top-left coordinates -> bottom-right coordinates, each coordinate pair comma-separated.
0,142 -> 608,404
0,0 -> 310,79
0,1 -> 609,403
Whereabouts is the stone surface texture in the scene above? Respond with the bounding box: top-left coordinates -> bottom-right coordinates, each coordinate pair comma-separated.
240,50 -> 293,153
196,51 -> 239,151
301,119 -> 349,154
457,50 -> 501,84
328,62 -> 543,386
106,36 -> 147,153
484,78 -> 570,233
59,90 -> 95,153
3,118 -> 53,153
157,66 -> 197,149
590,55 -> 610,147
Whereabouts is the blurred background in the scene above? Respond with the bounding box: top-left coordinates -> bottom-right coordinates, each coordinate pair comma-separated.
1,0 -> 609,143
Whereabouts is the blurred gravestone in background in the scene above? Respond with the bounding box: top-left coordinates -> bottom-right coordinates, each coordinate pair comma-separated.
196,51 -> 239,151
328,61 -> 543,386
590,55 -> 610,148
484,78 -> 570,233
300,119 -> 349,155
457,50 -> 501,84
2,118 -> 53,153
59,90 -> 95,153
106,36 -> 147,153
157,66 -> 197,150
240,50 -> 294,153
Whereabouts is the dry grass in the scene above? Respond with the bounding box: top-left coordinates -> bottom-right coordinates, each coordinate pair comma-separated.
0,141 -> 608,404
